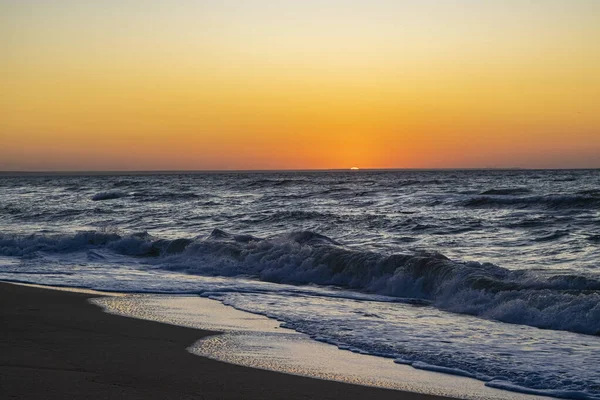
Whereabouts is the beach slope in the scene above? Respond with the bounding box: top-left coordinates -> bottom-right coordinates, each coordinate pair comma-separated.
0,282 -> 449,400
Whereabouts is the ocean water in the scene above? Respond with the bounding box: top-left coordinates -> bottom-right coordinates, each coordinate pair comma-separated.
1,170 -> 599,398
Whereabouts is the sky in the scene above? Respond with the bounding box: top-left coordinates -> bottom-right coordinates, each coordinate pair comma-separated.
1,0 -> 599,170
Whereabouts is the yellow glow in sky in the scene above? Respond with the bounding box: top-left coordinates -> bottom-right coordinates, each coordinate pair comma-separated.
1,1 -> 599,170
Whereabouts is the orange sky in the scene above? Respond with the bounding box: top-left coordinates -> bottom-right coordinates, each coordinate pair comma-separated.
1,1 -> 599,170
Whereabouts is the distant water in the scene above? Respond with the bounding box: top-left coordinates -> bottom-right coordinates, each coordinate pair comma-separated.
1,170 -> 599,399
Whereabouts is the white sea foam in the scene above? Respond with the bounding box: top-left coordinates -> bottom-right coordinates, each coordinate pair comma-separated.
1,229 -> 599,336
93,294 -> 552,400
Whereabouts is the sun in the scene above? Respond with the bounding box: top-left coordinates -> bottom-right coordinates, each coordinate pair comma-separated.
350,167 -> 359,171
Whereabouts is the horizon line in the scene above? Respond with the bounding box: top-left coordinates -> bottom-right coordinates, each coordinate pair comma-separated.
1,167 -> 599,176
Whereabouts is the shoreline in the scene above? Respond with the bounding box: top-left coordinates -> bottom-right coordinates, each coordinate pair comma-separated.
94,292 -> 549,400
0,281 -> 450,400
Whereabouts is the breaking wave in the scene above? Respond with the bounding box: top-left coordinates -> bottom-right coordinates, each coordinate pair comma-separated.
2,229 -> 599,336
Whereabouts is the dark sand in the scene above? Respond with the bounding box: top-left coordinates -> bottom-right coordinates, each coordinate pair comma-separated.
0,282 -> 451,400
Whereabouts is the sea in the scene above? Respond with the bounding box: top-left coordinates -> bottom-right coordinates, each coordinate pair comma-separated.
1,169 -> 599,399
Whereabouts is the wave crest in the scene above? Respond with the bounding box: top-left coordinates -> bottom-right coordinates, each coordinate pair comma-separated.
2,229 -> 599,335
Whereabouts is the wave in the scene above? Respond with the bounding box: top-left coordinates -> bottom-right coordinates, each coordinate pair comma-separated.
244,210 -> 329,224
91,190 -> 209,202
131,191 -> 202,202
2,229 -> 599,336
314,187 -> 353,196
243,178 -> 310,188
111,179 -> 144,188
479,188 -> 531,196
396,179 -> 447,187
91,191 -> 128,201
533,230 -> 570,242
577,189 -> 600,196
243,210 -> 388,227
464,194 -> 600,209
588,234 -> 600,243
0,205 -> 23,215
506,218 -> 548,228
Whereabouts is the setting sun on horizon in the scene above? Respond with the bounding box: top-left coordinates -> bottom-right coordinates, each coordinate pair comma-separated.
1,1 -> 599,171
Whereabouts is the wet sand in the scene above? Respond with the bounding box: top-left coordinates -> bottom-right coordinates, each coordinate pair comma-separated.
0,282 -> 451,399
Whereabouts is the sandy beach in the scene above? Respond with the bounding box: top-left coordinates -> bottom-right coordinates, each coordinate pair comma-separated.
0,282 -> 452,400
